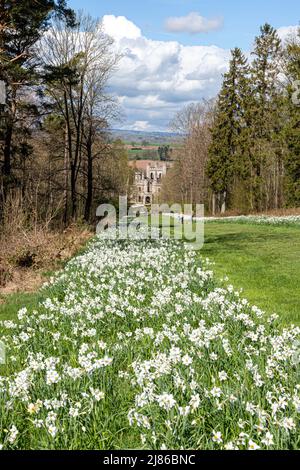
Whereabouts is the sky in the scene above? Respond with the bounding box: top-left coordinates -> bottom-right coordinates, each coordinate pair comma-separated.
68,0 -> 299,131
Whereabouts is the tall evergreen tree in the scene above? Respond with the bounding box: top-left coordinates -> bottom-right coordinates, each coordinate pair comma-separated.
207,48 -> 250,213
250,23 -> 284,210
284,28 -> 300,206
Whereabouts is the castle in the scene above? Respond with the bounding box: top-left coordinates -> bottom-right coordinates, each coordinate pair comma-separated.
129,160 -> 173,205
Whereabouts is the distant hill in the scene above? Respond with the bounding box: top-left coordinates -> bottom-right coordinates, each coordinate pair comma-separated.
109,129 -> 182,145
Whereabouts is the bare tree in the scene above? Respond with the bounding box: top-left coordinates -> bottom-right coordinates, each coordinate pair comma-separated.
41,12 -> 120,221
162,101 -> 213,208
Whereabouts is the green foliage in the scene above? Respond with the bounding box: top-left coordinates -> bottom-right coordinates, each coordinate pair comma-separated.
206,23 -> 300,213
249,24 -> 285,210
284,29 -> 300,206
207,48 -> 250,206
0,1 -> 75,78
158,145 -> 172,161
0,1 -> 75,195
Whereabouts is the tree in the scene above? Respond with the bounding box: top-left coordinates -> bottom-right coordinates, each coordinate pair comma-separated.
284,28 -> 300,206
206,48 -> 250,213
98,140 -> 130,204
250,23 -> 284,210
0,1 -> 75,199
163,101 -> 213,206
158,145 -> 172,161
82,92 -> 119,222
42,13 -> 119,221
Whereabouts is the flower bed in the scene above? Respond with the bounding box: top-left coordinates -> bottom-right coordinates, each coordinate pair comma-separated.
205,215 -> 300,226
0,231 -> 299,449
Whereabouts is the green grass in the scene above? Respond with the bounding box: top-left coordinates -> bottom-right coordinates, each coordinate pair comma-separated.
0,292 -> 42,322
200,222 -> 300,326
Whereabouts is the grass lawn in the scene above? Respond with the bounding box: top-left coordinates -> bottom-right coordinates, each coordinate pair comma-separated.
200,222 -> 300,326
0,291 -> 43,322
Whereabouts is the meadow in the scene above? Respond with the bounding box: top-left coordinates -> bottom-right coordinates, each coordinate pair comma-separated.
0,223 -> 299,450
201,220 -> 300,326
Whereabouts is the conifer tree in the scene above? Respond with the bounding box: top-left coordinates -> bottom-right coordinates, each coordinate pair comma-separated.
250,23 -> 284,210
207,48 -> 250,213
284,28 -> 300,206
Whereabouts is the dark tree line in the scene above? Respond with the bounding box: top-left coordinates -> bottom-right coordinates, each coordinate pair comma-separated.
207,24 -> 300,213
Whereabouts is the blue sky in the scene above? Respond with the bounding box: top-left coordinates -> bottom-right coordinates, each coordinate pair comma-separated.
69,0 -> 299,49
68,0 -> 299,131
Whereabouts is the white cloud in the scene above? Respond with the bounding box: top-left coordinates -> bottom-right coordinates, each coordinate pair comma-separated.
102,15 -> 142,41
102,17 -> 299,131
277,25 -> 299,42
165,12 -> 223,35
126,121 -> 154,132
103,15 -> 230,130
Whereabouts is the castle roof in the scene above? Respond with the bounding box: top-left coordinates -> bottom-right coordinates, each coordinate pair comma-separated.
129,160 -> 172,171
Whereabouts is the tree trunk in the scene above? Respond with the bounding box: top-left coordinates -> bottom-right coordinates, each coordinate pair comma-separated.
212,193 -> 216,216
3,122 -> 12,177
63,124 -> 69,225
70,163 -> 77,219
221,191 -> 227,214
2,90 -> 16,198
2,120 -> 13,199
84,134 -> 93,222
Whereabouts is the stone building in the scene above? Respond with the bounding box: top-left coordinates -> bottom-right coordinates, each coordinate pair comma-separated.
129,160 -> 173,205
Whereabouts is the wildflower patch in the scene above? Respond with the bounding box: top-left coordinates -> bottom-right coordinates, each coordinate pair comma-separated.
0,230 -> 299,449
